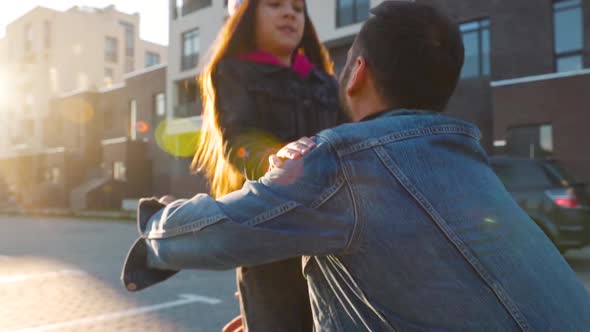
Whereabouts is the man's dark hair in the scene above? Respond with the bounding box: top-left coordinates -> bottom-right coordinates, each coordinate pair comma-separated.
352,1 -> 464,112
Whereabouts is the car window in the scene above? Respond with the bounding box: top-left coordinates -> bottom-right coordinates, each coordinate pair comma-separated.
543,162 -> 576,184
492,160 -> 555,188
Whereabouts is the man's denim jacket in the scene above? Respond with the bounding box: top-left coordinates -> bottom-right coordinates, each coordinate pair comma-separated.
122,110 -> 590,331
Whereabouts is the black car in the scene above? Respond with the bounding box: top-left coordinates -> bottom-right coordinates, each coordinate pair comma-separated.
490,157 -> 590,253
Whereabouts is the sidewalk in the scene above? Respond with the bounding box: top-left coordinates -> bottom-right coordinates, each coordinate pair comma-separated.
0,206 -> 135,221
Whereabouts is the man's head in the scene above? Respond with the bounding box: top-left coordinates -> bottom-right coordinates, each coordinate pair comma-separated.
339,1 -> 464,121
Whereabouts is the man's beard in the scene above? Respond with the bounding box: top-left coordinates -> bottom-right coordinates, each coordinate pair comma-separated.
338,63 -> 354,121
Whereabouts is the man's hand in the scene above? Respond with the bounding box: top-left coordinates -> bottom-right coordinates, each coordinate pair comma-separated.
268,136 -> 316,171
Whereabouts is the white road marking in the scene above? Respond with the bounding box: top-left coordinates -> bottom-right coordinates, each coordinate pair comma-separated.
0,269 -> 86,284
14,293 -> 221,332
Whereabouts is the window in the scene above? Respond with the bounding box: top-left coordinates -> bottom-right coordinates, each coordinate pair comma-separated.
337,0 -> 370,27
460,19 -> 491,79
145,52 -> 161,67
155,93 -> 166,117
539,125 -> 554,154
553,0 -> 584,72
49,167 -> 61,185
174,79 -> 201,118
172,0 -> 179,19
44,21 -> 52,49
506,124 -> 554,159
130,99 -> 137,140
178,0 -> 212,17
104,67 -> 114,86
77,73 -> 89,90
120,21 -> 135,72
125,57 -> 134,74
120,21 -> 135,57
113,161 -> 127,181
104,67 -> 113,80
24,23 -> 33,52
105,37 -> 118,63
182,29 -> 200,71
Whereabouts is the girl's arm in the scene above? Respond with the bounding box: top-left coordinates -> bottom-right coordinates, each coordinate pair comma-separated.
214,63 -> 280,180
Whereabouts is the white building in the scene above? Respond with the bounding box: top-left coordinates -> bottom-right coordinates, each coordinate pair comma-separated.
165,0 -> 382,137
0,5 -> 168,154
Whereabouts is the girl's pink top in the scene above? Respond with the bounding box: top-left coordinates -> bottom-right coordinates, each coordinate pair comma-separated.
238,50 -> 315,79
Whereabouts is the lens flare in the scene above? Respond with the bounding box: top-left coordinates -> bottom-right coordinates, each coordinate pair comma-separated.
136,121 -> 150,133
59,98 -> 95,124
154,120 -> 200,158
236,147 -> 249,159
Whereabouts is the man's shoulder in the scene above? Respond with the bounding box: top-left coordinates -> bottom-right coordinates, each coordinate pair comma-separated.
316,112 -> 481,155
261,138 -> 342,205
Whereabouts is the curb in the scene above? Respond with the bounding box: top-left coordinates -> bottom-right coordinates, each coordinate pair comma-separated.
0,208 -> 135,221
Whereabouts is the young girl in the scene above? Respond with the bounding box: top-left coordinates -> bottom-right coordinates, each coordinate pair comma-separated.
192,0 -> 346,330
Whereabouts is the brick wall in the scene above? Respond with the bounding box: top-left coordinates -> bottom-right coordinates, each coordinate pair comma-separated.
493,73 -> 590,183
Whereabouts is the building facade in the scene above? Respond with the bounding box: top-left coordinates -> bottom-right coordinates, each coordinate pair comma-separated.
3,0 -> 588,209
165,0 -> 590,187
423,0 -> 590,183
0,5 -> 167,155
4,65 -> 171,209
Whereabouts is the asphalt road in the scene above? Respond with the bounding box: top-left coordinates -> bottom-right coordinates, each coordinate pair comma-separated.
0,216 -> 238,332
1,215 -> 589,332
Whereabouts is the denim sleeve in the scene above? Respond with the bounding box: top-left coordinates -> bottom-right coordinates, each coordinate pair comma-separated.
143,137 -> 354,271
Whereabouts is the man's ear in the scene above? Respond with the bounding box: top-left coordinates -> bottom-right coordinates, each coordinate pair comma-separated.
346,56 -> 368,96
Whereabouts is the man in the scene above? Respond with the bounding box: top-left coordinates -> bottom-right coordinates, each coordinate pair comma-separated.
122,2 -> 590,330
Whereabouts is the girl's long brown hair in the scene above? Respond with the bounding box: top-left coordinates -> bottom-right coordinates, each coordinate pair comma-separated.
192,0 -> 334,198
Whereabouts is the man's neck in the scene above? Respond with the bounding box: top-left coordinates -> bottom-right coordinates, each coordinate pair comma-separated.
359,112 -> 386,122
350,99 -> 393,122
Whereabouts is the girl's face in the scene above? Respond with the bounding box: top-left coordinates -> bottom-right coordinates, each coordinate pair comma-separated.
255,0 -> 305,58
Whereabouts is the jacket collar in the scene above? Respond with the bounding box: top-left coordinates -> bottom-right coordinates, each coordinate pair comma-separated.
360,109 -> 436,122
236,50 -> 325,82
